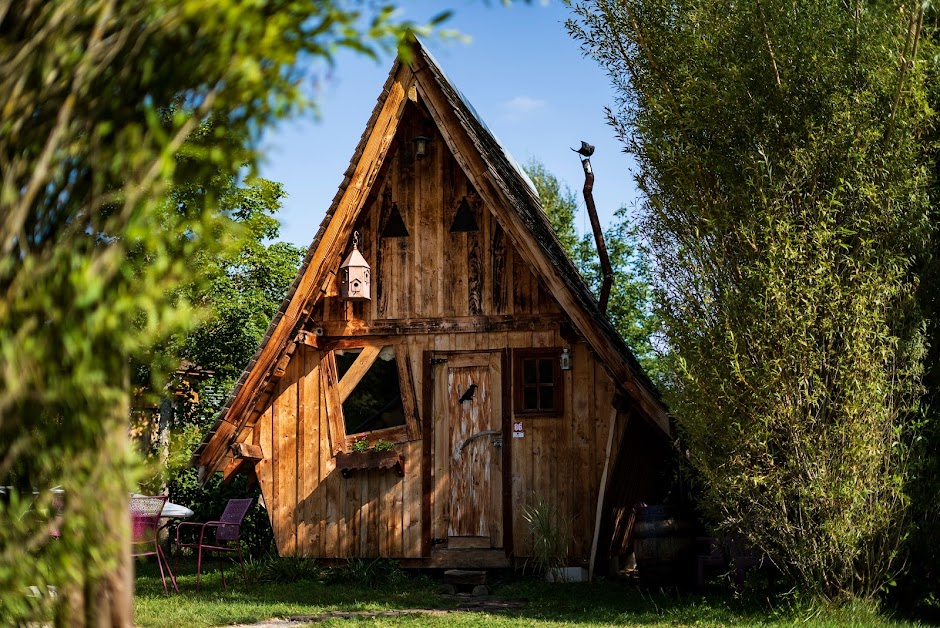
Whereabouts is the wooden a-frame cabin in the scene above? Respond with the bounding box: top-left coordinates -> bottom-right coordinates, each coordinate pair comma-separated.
194,40 -> 671,570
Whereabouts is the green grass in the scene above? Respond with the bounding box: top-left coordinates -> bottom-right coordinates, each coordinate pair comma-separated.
134,560 -> 921,628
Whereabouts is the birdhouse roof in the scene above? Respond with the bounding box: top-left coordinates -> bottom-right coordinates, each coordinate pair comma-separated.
192,37 -> 668,478
339,246 -> 369,270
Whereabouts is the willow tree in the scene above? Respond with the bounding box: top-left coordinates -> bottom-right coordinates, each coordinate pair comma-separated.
0,2 -> 443,624
567,0 -> 933,600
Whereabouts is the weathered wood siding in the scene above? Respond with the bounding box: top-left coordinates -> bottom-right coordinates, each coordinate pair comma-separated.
313,100 -> 558,328
250,336 -> 629,560
244,97 -> 653,563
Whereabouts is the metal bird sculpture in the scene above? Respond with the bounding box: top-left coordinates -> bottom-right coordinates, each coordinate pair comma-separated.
458,384 -> 478,403
571,141 -> 595,157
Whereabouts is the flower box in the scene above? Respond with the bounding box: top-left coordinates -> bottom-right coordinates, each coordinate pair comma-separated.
335,450 -> 404,478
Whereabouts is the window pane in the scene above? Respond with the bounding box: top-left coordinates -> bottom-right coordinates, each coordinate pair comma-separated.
538,358 -> 554,384
523,359 -> 537,385
539,385 -> 555,410
340,349 -> 406,434
523,386 -> 538,410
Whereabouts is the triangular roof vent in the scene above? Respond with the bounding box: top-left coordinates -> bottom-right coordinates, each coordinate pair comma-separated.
381,202 -> 409,237
449,197 -> 478,232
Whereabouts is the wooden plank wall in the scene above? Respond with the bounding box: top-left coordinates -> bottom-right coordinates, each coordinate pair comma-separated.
254,343 -> 425,558
255,333 -> 623,560
318,99 -> 558,325
250,97 -> 647,562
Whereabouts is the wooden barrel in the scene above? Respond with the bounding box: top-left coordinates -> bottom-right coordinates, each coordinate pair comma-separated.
632,504 -> 694,587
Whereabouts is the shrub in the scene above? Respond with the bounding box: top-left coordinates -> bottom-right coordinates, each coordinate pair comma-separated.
248,555 -> 323,584
325,558 -> 408,588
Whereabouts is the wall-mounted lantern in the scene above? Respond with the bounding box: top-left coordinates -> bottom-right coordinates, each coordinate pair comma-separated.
340,231 -> 371,301
560,346 -> 572,371
414,135 -> 429,159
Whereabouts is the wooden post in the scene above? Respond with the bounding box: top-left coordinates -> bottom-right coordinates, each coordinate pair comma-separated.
157,396 -> 174,494
588,405 -> 625,582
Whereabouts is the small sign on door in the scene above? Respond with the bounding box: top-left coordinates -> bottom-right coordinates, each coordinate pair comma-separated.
512,420 -> 524,438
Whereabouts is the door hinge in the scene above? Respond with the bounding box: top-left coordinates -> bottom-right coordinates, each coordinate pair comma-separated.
430,357 -> 447,379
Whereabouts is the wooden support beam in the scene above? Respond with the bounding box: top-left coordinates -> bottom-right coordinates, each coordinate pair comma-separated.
295,330 -> 319,349
220,456 -> 242,486
321,314 -> 565,338
337,345 -> 383,403
322,351 -> 347,456
272,344 -> 295,378
252,388 -> 275,414
231,442 -> 263,461
589,406 -> 628,582
199,420 -> 237,469
319,270 -> 337,296
501,348 -> 513,557
396,345 -> 422,441
422,351 -> 433,558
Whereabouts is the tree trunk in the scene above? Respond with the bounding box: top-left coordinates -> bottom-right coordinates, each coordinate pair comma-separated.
55,388 -> 134,627
158,396 -> 174,494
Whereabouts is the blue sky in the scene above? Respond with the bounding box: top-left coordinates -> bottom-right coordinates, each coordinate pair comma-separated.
259,0 -> 642,249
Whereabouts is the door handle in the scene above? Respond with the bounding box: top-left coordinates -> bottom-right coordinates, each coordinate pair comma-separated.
454,429 -> 502,456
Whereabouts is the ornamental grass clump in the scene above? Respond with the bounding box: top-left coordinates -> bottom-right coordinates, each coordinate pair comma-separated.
523,495 -> 571,577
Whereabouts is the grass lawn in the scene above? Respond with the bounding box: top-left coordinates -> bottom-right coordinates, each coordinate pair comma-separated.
134,559 -> 921,627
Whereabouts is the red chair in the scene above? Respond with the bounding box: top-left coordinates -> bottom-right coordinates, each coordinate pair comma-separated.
175,498 -> 253,591
130,495 -> 178,594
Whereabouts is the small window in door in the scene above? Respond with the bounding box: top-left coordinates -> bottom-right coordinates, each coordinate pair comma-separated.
335,346 -> 406,435
513,348 -> 563,416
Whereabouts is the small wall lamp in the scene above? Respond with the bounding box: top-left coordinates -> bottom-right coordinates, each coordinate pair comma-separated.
414,135 -> 429,159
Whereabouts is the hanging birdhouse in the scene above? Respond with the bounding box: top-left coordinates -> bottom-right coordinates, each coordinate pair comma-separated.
340,232 -> 371,301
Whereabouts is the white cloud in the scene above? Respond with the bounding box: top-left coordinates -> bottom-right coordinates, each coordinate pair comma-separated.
502,96 -> 546,114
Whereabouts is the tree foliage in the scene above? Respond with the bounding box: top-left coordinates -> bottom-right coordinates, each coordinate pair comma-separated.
174,177 -> 305,388
0,1 -> 440,623
524,160 -> 661,380
568,0 -> 933,600
900,13 -> 940,605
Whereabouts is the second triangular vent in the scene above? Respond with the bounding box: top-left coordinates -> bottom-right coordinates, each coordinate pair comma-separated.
449,197 -> 478,233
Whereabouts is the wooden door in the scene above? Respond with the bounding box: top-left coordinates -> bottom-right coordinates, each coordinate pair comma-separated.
432,352 -> 503,548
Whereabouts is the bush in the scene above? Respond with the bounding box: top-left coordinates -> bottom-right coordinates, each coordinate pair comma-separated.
248,555 -> 323,584
325,558 -> 408,588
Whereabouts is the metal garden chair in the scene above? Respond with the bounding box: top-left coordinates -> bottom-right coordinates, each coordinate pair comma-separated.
130,494 -> 178,594
174,497 -> 253,591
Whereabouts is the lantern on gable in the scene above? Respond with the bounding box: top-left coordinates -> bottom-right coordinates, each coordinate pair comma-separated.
340,231 -> 371,301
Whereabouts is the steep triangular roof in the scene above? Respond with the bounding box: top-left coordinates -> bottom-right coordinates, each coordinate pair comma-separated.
193,39 -> 668,478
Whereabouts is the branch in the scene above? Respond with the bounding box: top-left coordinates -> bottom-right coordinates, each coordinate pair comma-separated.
755,0 -> 782,89
884,3 -> 923,144
0,0 -> 116,257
